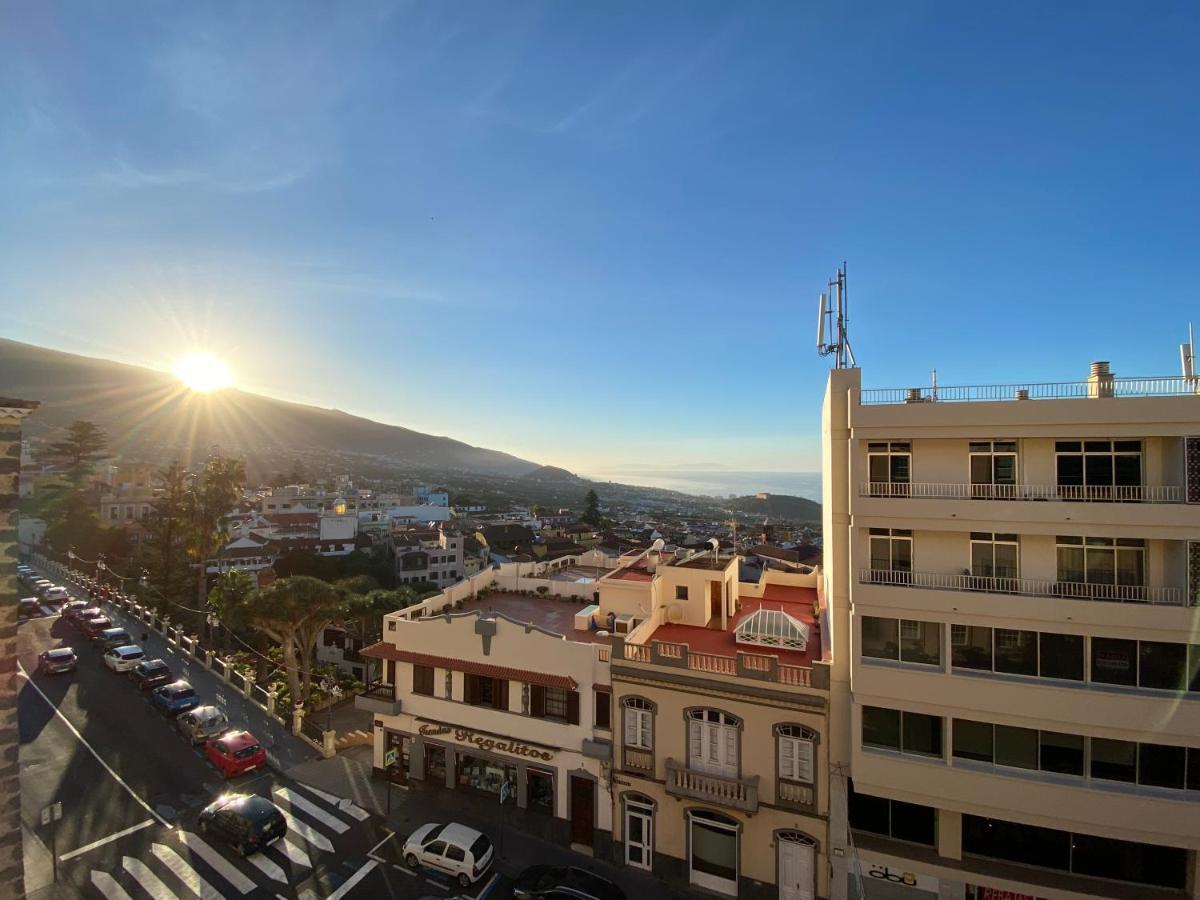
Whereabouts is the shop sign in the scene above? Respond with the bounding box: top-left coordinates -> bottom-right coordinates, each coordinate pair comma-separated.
860,859 -> 938,891
418,722 -> 556,761
967,888 -> 1036,900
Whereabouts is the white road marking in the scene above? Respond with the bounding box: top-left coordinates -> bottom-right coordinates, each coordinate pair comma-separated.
123,855 -> 180,900
18,666 -> 170,827
60,819 -> 155,861
177,832 -> 256,895
276,810 -> 334,852
391,863 -> 416,877
473,872 -> 500,899
366,831 -> 395,858
295,783 -> 370,821
323,859 -> 378,900
276,836 -> 311,869
247,850 -> 288,884
151,843 -> 223,900
272,787 -> 350,833
90,870 -> 135,900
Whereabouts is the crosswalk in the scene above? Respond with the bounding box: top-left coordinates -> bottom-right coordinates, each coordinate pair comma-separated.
87,782 -> 372,900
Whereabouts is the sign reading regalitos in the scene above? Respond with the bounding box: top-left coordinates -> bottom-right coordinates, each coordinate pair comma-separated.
418,722 -> 556,761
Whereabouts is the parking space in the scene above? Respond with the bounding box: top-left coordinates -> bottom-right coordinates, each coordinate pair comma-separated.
366,831 -> 507,899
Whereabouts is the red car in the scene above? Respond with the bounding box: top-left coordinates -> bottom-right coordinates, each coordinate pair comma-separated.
80,615 -> 113,638
206,731 -> 267,779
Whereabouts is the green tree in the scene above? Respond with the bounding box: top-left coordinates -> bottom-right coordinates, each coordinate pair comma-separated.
48,420 -> 107,487
341,585 -> 419,648
140,462 -> 192,612
187,456 -> 246,629
581,489 -> 601,526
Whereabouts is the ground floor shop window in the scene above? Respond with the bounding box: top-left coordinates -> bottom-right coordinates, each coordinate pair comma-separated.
689,810 -> 739,896
527,768 -> 554,814
424,744 -> 446,782
457,755 -> 516,796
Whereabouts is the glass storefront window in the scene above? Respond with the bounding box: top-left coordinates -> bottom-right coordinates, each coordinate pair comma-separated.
527,769 -> 554,814
425,745 -> 446,782
457,755 -> 516,796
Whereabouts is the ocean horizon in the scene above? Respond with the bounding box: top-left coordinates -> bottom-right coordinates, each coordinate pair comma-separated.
583,469 -> 822,502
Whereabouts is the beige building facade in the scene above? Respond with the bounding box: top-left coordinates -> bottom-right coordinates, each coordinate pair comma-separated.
823,364 -> 1200,900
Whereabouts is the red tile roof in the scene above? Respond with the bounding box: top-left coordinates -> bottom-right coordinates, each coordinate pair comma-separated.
361,642 -> 578,690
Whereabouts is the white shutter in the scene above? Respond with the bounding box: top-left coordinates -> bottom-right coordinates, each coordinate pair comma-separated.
624,708 -> 638,746
779,737 -> 796,780
689,719 -> 702,764
639,710 -> 652,749
795,739 -> 814,783
724,725 -> 737,769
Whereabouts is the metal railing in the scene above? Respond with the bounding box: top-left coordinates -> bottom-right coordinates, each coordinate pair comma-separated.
858,568 -> 1188,606
361,681 -> 396,700
860,375 -> 1200,405
665,759 -> 759,813
859,481 -> 1184,503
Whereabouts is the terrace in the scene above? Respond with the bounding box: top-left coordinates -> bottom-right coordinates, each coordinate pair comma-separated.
860,374 -> 1200,405
432,591 -> 615,648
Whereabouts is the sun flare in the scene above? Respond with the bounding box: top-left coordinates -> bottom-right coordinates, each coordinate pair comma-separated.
172,353 -> 233,392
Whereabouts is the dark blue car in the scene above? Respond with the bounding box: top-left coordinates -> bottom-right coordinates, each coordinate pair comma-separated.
151,680 -> 200,717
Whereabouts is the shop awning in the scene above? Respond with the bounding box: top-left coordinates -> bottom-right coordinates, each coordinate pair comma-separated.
362,642 -> 578,690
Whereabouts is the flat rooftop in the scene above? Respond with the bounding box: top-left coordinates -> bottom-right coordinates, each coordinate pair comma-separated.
543,565 -> 609,583
450,591 -> 613,645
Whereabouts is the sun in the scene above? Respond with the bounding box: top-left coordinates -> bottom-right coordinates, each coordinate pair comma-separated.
172,353 -> 233,392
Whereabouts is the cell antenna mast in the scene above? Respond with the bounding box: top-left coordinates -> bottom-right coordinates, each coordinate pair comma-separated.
815,261 -> 856,368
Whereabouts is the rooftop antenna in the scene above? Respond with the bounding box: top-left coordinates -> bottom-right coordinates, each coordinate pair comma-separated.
816,261 -> 856,368
1181,324 -> 1196,383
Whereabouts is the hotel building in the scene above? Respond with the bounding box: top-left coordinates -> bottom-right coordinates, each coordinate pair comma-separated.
822,363 -> 1200,900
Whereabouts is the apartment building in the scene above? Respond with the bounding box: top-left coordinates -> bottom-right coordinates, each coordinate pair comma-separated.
607,544 -> 834,900
822,363 -> 1200,900
392,526 -> 464,585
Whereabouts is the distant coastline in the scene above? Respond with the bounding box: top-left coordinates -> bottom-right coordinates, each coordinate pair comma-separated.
583,469 -> 822,503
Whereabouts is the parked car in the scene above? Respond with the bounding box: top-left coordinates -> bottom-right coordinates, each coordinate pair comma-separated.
176,706 -> 230,745
32,579 -> 53,595
151,680 -> 200,717
205,731 -> 267,778
403,823 -> 494,888
80,615 -> 113,638
94,627 -> 132,651
18,598 -> 40,618
198,793 -> 287,857
37,647 -> 77,675
44,586 -> 71,604
129,659 -> 173,691
62,600 -> 91,621
512,866 -> 626,900
103,645 -> 145,673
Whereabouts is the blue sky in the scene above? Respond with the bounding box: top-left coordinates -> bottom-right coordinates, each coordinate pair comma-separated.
2,1 -> 1198,473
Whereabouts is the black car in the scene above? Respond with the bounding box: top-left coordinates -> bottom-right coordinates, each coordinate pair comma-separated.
198,793 -> 287,857
129,658 -> 173,691
512,866 -> 626,900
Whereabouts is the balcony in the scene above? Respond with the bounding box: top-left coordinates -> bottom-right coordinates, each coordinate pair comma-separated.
355,681 -> 402,716
665,758 -> 760,814
859,482 -> 1183,503
620,640 -> 819,687
858,568 -> 1188,607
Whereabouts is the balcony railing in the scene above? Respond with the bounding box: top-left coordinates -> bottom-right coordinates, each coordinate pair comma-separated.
362,681 -> 396,700
621,640 -> 815,687
859,482 -> 1184,503
355,681 -> 402,715
665,758 -> 760,813
623,746 -> 654,773
860,375 -> 1200,405
858,568 -> 1188,606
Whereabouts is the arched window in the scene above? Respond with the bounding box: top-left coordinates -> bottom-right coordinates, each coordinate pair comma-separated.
687,709 -> 740,777
623,697 -> 654,750
776,724 -> 817,784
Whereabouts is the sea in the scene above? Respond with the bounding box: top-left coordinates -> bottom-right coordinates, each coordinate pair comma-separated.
582,469 -> 822,502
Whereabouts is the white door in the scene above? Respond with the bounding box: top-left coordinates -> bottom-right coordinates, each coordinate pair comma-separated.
688,711 -> 738,778
624,802 -> 653,870
778,834 -> 815,900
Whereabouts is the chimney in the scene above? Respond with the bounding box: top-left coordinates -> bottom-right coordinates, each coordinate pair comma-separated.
1087,361 -> 1114,398
904,388 -> 923,403
1013,389 -> 1030,400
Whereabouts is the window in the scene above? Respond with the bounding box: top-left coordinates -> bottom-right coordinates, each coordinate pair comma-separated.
1039,731 -> 1084,776
993,628 -> 1037,676
776,725 -> 815,783
675,586 -> 688,600
861,616 -> 898,660
1038,632 -> 1084,681
1056,536 -> 1145,597
543,687 -> 568,719
412,664 -> 434,696
1091,637 -> 1137,686
594,688 -> 611,729
527,769 -> 554,814
861,617 -> 940,665
867,442 -> 911,495
688,709 -> 740,778
1054,440 -> 1142,499
970,533 -> 1019,582
868,528 -> 912,582
951,625 -> 992,671
623,698 -> 653,750
1090,738 -> 1136,783
530,685 -> 579,724
969,441 -> 1018,497
862,706 -> 941,757
1139,642 -> 1188,690
848,782 -> 935,846
1138,743 -> 1186,789
994,725 -> 1038,770
464,674 -> 508,710
952,719 -> 994,763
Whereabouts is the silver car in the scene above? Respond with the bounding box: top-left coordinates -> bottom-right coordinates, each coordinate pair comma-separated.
176,705 -> 230,745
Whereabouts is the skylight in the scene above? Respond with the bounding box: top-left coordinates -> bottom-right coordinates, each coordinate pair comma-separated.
734,608 -> 809,651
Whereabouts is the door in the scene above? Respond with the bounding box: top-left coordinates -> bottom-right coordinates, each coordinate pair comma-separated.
778,833 -> 815,900
625,799 -> 653,870
709,581 -> 722,620
569,775 -> 594,847
689,811 -> 738,896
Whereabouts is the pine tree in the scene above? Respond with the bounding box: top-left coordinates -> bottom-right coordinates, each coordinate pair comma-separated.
48,420 -> 107,487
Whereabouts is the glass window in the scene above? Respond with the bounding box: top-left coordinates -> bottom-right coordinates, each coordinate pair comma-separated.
901,712 -> 942,757
994,725 -> 1038,770
543,686 -> 568,720
900,621 -> 941,665
1138,743 -> 1186,789
963,815 -> 1071,871
1091,638 -> 1137,686
994,629 -> 1037,676
861,706 -> 900,751
1038,633 -> 1084,681
1188,749 -> 1200,792
1139,642 -> 1187,690
861,617 -> 899,660
1039,731 -> 1084,776
951,625 -> 992,671
847,785 -> 890,836
1090,738 -> 1137,783
890,801 -> 936,846
1072,832 -> 1186,889
527,769 -> 554,813
952,719 -> 993,763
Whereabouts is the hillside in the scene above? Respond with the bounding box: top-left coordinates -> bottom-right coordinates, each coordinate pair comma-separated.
522,465 -> 583,483
723,493 -> 822,521
0,339 -> 540,476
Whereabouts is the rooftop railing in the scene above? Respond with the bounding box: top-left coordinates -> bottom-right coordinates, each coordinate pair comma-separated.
621,639 -> 815,687
858,568 -> 1189,607
860,376 -> 1199,405
859,482 -> 1184,503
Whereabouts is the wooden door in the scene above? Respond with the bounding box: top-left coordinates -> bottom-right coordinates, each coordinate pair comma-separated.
570,775 -> 594,846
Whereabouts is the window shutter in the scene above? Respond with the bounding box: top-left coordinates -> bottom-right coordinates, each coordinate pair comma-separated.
796,739 -> 814,783
779,737 -> 796,780
566,691 -> 580,725
531,685 -> 546,718
497,679 -> 509,711
724,725 -> 737,767
624,708 -> 638,746
640,710 -> 652,749
464,675 -> 476,705
689,720 -> 702,763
